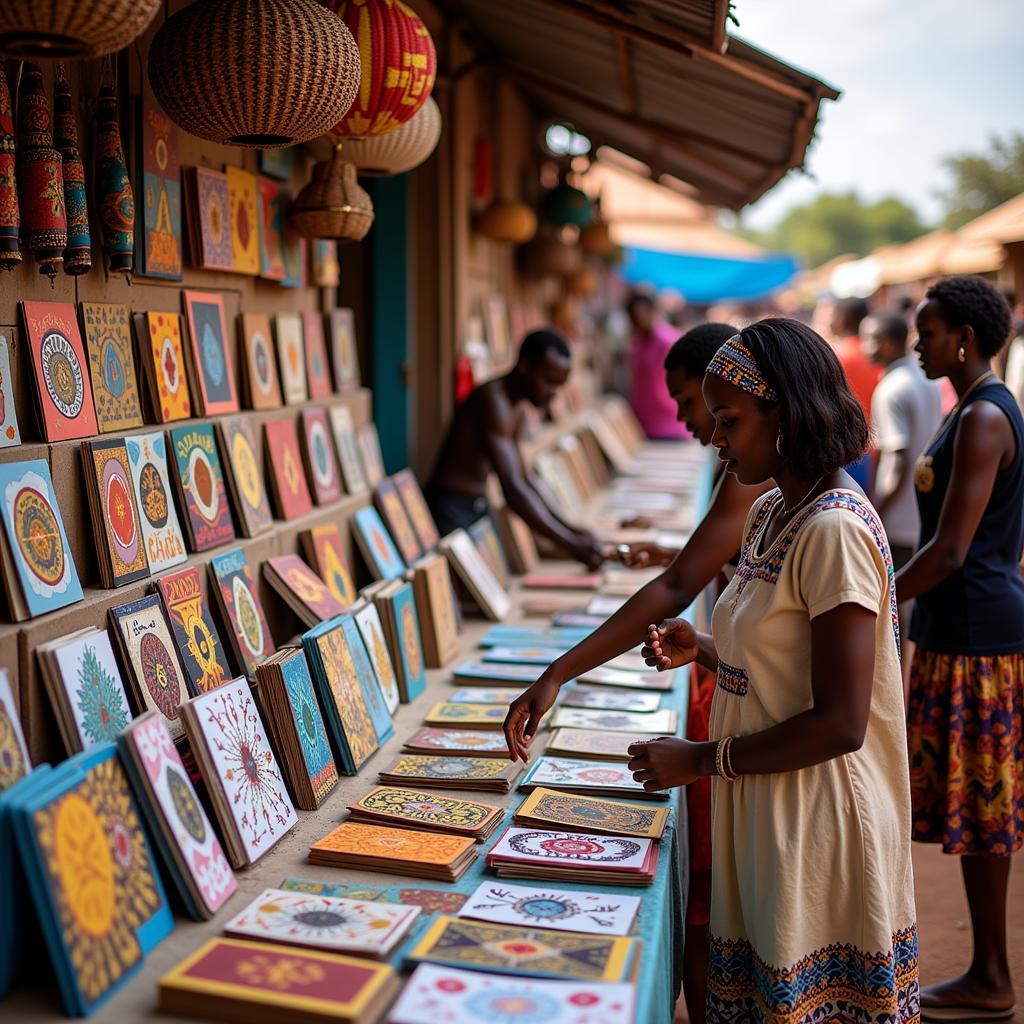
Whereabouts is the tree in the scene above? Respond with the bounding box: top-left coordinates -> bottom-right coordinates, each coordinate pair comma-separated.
939,132 -> 1024,230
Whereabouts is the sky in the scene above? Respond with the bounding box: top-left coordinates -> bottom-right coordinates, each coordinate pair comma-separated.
733,0 -> 1024,230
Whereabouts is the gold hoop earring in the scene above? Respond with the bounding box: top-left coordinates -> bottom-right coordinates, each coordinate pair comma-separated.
957,346 -> 966,363
776,431 -> 784,456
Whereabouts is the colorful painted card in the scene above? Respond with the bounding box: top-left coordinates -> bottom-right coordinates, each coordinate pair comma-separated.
521,758 -> 654,798
469,516 -> 510,590
265,554 -> 348,623
0,328 -> 21,446
139,100 -> 182,280
278,878 -> 469,914
0,669 -> 30,791
381,755 -> 520,784
550,708 -> 678,735
276,650 -> 337,804
259,147 -> 296,181
302,312 -> 332,400
487,827 -> 654,872
194,167 -> 233,270
275,312 -> 307,405
0,460 -> 83,619
545,729 -> 638,762
390,964 -> 635,1024
563,687 -> 661,712
183,291 -> 238,416
223,887 -> 420,957
309,821 -> 476,870
412,553 -> 460,668
217,415 -> 273,536
440,529 -> 511,621
13,744 -> 173,1015
226,166 -> 260,275
328,308 -> 360,391
170,423 -> 237,551
352,504 -> 406,580
301,524 -> 357,607
240,312 -> 282,409
20,301 -> 98,441
125,432 -> 188,573
329,404 -> 368,494
312,238 -> 339,286
407,915 -> 635,982
425,703 -> 507,728
353,602 -> 401,713
210,548 -> 275,676
385,581 -> 428,702
264,416 -> 313,519
280,199 -> 307,288
349,787 -> 501,835
483,645 -> 567,665
339,614 -> 395,743
144,311 -> 192,422
158,938 -> 396,1022
80,302 -> 143,432
403,728 -> 510,757
257,175 -> 286,281
357,423 -> 386,487
454,661 -> 542,684
516,789 -> 669,840
109,595 -> 189,740
301,407 -> 343,505
459,881 -> 640,937
119,712 -> 236,918
375,478 -> 422,565
157,567 -> 231,695
579,666 -> 676,692
394,468 -> 440,550
449,687 -> 520,705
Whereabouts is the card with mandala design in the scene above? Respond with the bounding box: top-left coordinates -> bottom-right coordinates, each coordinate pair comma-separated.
157,937 -> 397,1021
240,313 -> 283,409
425,702 -> 508,729
352,504 -> 406,581
347,786 -> 502,839
182,291 -> 238,416
40,629 -> 133,754
357,423 -> 386,488
545,729 -> 641,763
407,915 -> 635,982
329,403 -> 368,495
549,708 -> 678,735
264,554 -> 348,629
157,567 -> 232,695
142,311 -> 192,423
403,727 -> 510,757
11,743 -> 173,1014
191,167 -> 233,270
139,100 -> 182,280
0,328 -> 21,447
328,307 -> 360,392
561,687 -> 661,713
0,669 -> 30,792
449,687 -> 521,705
275,312 -> 307,405
374,478 -> 422,565
520,757 -> 664,800
301,407 -> 343,505
468,516 -> 510,591
181,677 -> 297,867
300,524 -> 357,607
515,788 -> 669,840
378,755 -> 523,792
486,827 -> 654,873
125,432 -> 188,573
169,423 -> 237,551
223,887 -> 420,957
109,595 -> 189,740
210,548 -> 275,676
226,166 -> 260,275
390,963 -> 636,1024
377,580 -> 427,702
302,312 -> 332,400
278,877 -> 470,914
119,712 -> 237,919
459,881 -> 640,937
353,601 -> 400,714
0,460 -> 83,620
82,438 -> 151,587
80,302 -> 143,433
20,300 -> 98,441
264,417 -> 314,520
338,613 -> 394,743
393,468 -> 440,551
216,415 -> 273,538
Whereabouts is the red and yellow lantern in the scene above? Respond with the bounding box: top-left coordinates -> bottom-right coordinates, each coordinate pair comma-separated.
321,0 -> 436,138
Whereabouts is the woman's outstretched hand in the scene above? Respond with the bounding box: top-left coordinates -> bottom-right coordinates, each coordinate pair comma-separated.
641,619 -> 698,670
503,673 -> 562,762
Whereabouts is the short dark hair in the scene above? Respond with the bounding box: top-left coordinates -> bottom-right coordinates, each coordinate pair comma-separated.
835,296 -> 870,329
870,313 -> 908,347
925,275 -> 1012,358
663,322 -> 738,378
740,317 -> 868,479
518,328 -> 571,364
625,291 -> 654,315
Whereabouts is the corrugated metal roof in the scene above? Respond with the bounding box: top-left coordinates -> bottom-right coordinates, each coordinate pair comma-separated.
447,0 -> 838,208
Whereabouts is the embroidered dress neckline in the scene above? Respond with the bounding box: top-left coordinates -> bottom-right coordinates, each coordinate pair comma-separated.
747,487 -> 863,565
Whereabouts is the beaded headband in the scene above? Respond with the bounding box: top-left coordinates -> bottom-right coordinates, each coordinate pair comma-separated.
705,335 -> 778,402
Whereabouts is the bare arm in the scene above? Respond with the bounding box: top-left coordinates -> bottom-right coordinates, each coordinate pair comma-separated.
873,446 -> 911,524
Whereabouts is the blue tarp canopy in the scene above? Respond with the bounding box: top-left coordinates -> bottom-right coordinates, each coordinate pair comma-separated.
621,246 -> 799,303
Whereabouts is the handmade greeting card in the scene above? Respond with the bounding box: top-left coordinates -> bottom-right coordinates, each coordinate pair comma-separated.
515,788 -> 670,841
393,468 -> 440,550
300,524 -> 357,607
139,100 -> 182,280
257,175 -> 286,281
301,407 -> 343,505
425,702 -> 507,729
352,505 -> 406,580
329,404 -> 368,494
338,614 -> 394,744
240,312 -> 282,409
209,548 -> 275,676
226,166 -> 260,275
125,432 -> 188,573
264,417 -> 313,520
157,567 -> 231,695
328,307 -> 360,391
0,669 -> 30,792
80,302 -> 143,432
302,312 -> 332,400
353,602 -> 400,713
357,423 -> 386,487
264,555 -> 347,627
375,478 -> 422,565
216,415 -> 273,537
193,167 -> 233,270
143,311 -> 191,422
275,312 -> 307,405
183,291 -> 238,415
402,727 -> 510,757
169,424 -> 237,551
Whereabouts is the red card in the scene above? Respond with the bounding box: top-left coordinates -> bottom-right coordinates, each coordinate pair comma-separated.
264,417 -> 313,520
301,408 -> 343,506
302,312 -> 332,401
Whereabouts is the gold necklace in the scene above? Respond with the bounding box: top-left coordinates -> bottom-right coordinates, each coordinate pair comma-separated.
777,475 -> 825,517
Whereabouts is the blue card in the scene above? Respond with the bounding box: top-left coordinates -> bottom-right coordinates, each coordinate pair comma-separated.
352,505 -> 406,581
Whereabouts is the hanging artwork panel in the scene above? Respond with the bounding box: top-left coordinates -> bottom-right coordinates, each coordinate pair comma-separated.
256,175 -> 286,281
139,99 -> 182,280
192,167 -> 233,270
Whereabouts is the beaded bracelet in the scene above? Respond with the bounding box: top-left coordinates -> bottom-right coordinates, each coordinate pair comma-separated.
714,736 -> 740,782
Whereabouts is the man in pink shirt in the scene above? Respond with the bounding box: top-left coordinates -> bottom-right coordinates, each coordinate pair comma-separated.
626,293 -> 689,440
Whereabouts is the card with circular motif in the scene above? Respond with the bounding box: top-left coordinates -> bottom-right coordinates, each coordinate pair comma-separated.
329,404 -> 368,495
216,415 -> 273,536
157,567 -> 231,696
240,313 -> 282,409
169,424 -> 237,551
301,407 -> 343,506
384,581 -> 428,702
353,602 -> 400,714
264,418 -> 313,520
403,727 -> 510,757
226,167 -> 259,275
380,755 -> 522,784
424,702 -> 507,729
277,650 -> 337,804
144,311 -> 192,422
302,312 -> 332,400
328,308 -> 360,391
0,668 -> 30,792
80,302 -> 143,433
209,548 -> 275,676
125,432 -> 188,573
374,479 -> 422,565
301,524 -> 357,607
393,469 -> 440,551
515,788 -> 669,841
182,291 -> 238,416
348,786 -> 501,833
274,313 -> 307,405
194,167 -> 233,270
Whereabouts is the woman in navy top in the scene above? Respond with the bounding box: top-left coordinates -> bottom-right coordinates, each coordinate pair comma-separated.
897,275 -> 1024,1022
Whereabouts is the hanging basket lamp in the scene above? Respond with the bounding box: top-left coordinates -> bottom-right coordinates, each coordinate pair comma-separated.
322,0 -> 437,139
289,144 -> 374,242
346,97 -> 441,177
478,199 -> 537,244
0,0 -> 160,58
540,171 -> 593,229
519,228 -> 582,279
149,0 -> 361,147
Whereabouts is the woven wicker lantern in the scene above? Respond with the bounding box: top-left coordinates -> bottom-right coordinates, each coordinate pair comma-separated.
323,0 -> 437,139
149,0 -> 361,147
290,145 -> 374,242
478,199 -> 537,244
346,97 -> 441,176
0,0 -> 159,58
520,228 -> 582,279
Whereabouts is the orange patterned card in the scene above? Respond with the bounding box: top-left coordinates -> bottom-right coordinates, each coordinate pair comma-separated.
310,822 -> 475,867
226,166 -> 260,275
144,311 -> 192,422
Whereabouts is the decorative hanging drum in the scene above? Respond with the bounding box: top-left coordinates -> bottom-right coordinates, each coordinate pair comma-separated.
477,199 -> 537,245
54,68 -> 90,276
94,85 -> 134,275
0,0 -> 160,59
322,0 -> 437,138
16,62 -> 66,280
149,0 -> 360,148
539,171 -> 593,229
289,145 -> 374,242
346,96 -> 441,176
0,65 -> 20,271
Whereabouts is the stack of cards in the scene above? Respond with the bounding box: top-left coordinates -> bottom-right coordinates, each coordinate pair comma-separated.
369,580 -> 428,702
478,624 -> 592,648
449,686 -> 521,705
438,529 -> 510,620
579,666 -> 676,691
263,554 -> 348,627
309,822 -> 478,881
545,729 -> 646,762
402,727 -> 510,758
520,757 -> 666,800
514,788 -> 669,840
410,552 -> 460,667
346,786 -> 503,842
561,687 -> 662,712
521,572 -> 602,590
378,754 -> 523,794
453,660 -> 542,685
424,701 -> 508,730
550,707 -> 678,735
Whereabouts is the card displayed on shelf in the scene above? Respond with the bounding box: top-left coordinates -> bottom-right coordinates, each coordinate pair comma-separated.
468,516 -> 511,590
439,529 -> 511,621
403,727 -> 510,758
264,554 -> 348,628
406,915 -> 636,982
80,302 -> 143,432
351,504 -> 406,581
264,416 -> 314,520
410,553 -> 460,668
140,311 -> 191,422
169,423 -> 237,551
302,311 -> 332,400
550,707 -> 678,735
390,963 -> 635,1024
255,649 -> 338,811
0,329 -> 21,447
449,687 -> 521,704
0,669 -> 30,791
520,757 -> 666,800
182,290 -> 238,415
372,579 -> 428,703
378,754 -> 523,793
393,468 -> 440,551
338,614 -> 394,743
356,423 -> 386,487
497,505 -> 539,574
119,712 -> 237,920
374,478 -> 422,565
226,166 -> 260,274
301,407 -> 343,505
329,404 -> 368,495
185,166 -> 233,270
239,312 -> 283,409
300,524 -> 357,607
424,701 -> 508,729
125,432 -> 189,572
328,307 -> 360,392
515,788 -> 669,841
157,567 -> 232,695
216,415 -> 273,536
545,729 -> 647,763
257,175 -> 287,281
561,687 -> 661,712
181,677 -> 297,868
347,786 -> 503,841
139,100 -> 182,280
209,547 -> 275,676
353,601 -> 401,713
275,312 -> 307,405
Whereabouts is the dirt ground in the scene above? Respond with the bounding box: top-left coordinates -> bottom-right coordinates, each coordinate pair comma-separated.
676,842 -> 1024,1021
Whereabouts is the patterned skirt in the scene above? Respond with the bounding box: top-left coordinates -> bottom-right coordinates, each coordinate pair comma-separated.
907,647 -> 1024,856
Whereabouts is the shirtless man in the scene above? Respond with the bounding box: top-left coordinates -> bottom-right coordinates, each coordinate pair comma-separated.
424,328 -> 609,569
